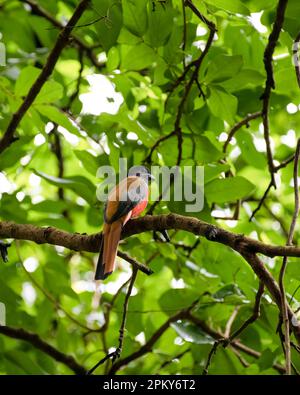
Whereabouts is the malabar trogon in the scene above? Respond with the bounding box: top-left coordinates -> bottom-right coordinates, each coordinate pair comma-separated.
95,166 -> 153,280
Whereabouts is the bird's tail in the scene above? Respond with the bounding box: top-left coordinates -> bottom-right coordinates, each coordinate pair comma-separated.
94,222 -> 122,280
94,232 -> 105,280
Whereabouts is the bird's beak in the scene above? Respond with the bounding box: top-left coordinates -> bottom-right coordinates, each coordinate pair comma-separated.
149,174 -> 155,181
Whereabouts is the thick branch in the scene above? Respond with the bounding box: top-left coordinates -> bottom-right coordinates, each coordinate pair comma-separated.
1,215 -> 300,345
1,214 -> 300,259
0,0 -> 90,154
0,325 -> 86,375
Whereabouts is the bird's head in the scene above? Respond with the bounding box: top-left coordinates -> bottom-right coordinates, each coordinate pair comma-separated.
128,165 -> 154,182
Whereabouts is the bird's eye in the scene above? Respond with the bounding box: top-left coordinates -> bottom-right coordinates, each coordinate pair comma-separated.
136,172 -> 140,176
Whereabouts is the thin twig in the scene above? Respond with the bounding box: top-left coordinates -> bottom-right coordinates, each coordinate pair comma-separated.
224,307 -> 240,338
251,152 -> 297,219
146,6 -> 216,211
118,251 -> 154,275
202,341 -> 220,375
145,3 -> 216,167
158,348 -> 190,371
260,0 -> 289,188
223,112 -> 262,153
203,285 -> 263,376
113,267 -> 138,362
67,49 -> 85,109
86,351 -> 116,375
87,268 -> 138,374
278,138 -> 300,375
263,203 -> 289,238
249,180 -> 273,221
227,282 -> 264,343
275,154 -> 295,171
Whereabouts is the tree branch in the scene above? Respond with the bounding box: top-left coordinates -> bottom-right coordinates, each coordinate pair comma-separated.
241,251 -> 300,344
109,308 -> 192,374
1,214 -> 300,345
0,325 -> 86,374
113,268 -> 138,362
261,0 -> 288,188
144,1 -> 216,167
223,111 -> 262,153
0,0 -> 90,154
108,305 -> 285,375
19,0 -> 101,69
227,282 -> 264,343
278,138 -> 300,374
1,215 -> 300,259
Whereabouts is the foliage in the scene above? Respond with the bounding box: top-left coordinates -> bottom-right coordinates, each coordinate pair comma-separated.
0,0 -> 300,375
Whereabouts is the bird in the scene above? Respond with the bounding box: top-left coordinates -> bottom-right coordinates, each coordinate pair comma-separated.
95,165 -> 154,280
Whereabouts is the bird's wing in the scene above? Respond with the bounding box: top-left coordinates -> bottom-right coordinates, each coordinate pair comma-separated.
104,176 -> 148,224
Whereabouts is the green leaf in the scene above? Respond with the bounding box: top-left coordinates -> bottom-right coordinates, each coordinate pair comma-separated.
122,43 -> 157,70
205,176 -> 255,203
4,350 -> 45,374
243,0 -> 275,12
204,163 -> 230,184
207,86 -> 238,124
236,131 -> 267,169
74,150 -> 101,176
145,1 -> 173,47
205,55 -> 243,84
107,46 -> 120,72
123,0 -> 148,36
157,243 -> 177,260
35,105 -> 80,136
204,0 -> 250,15
93,0 -> 122,51
32,170 -> 95,204
15,66 -> 63,103
258,349 -> 277,370
0,136 -> 33,170
35,81 -> 63,104
159,289 -> 199,315
194,135 -> 224,164
171,321 -> 214,344
30,199 -> 68,214
212,284 -> 245,302
15,66 -> 40,97
221,69 -> 265,92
